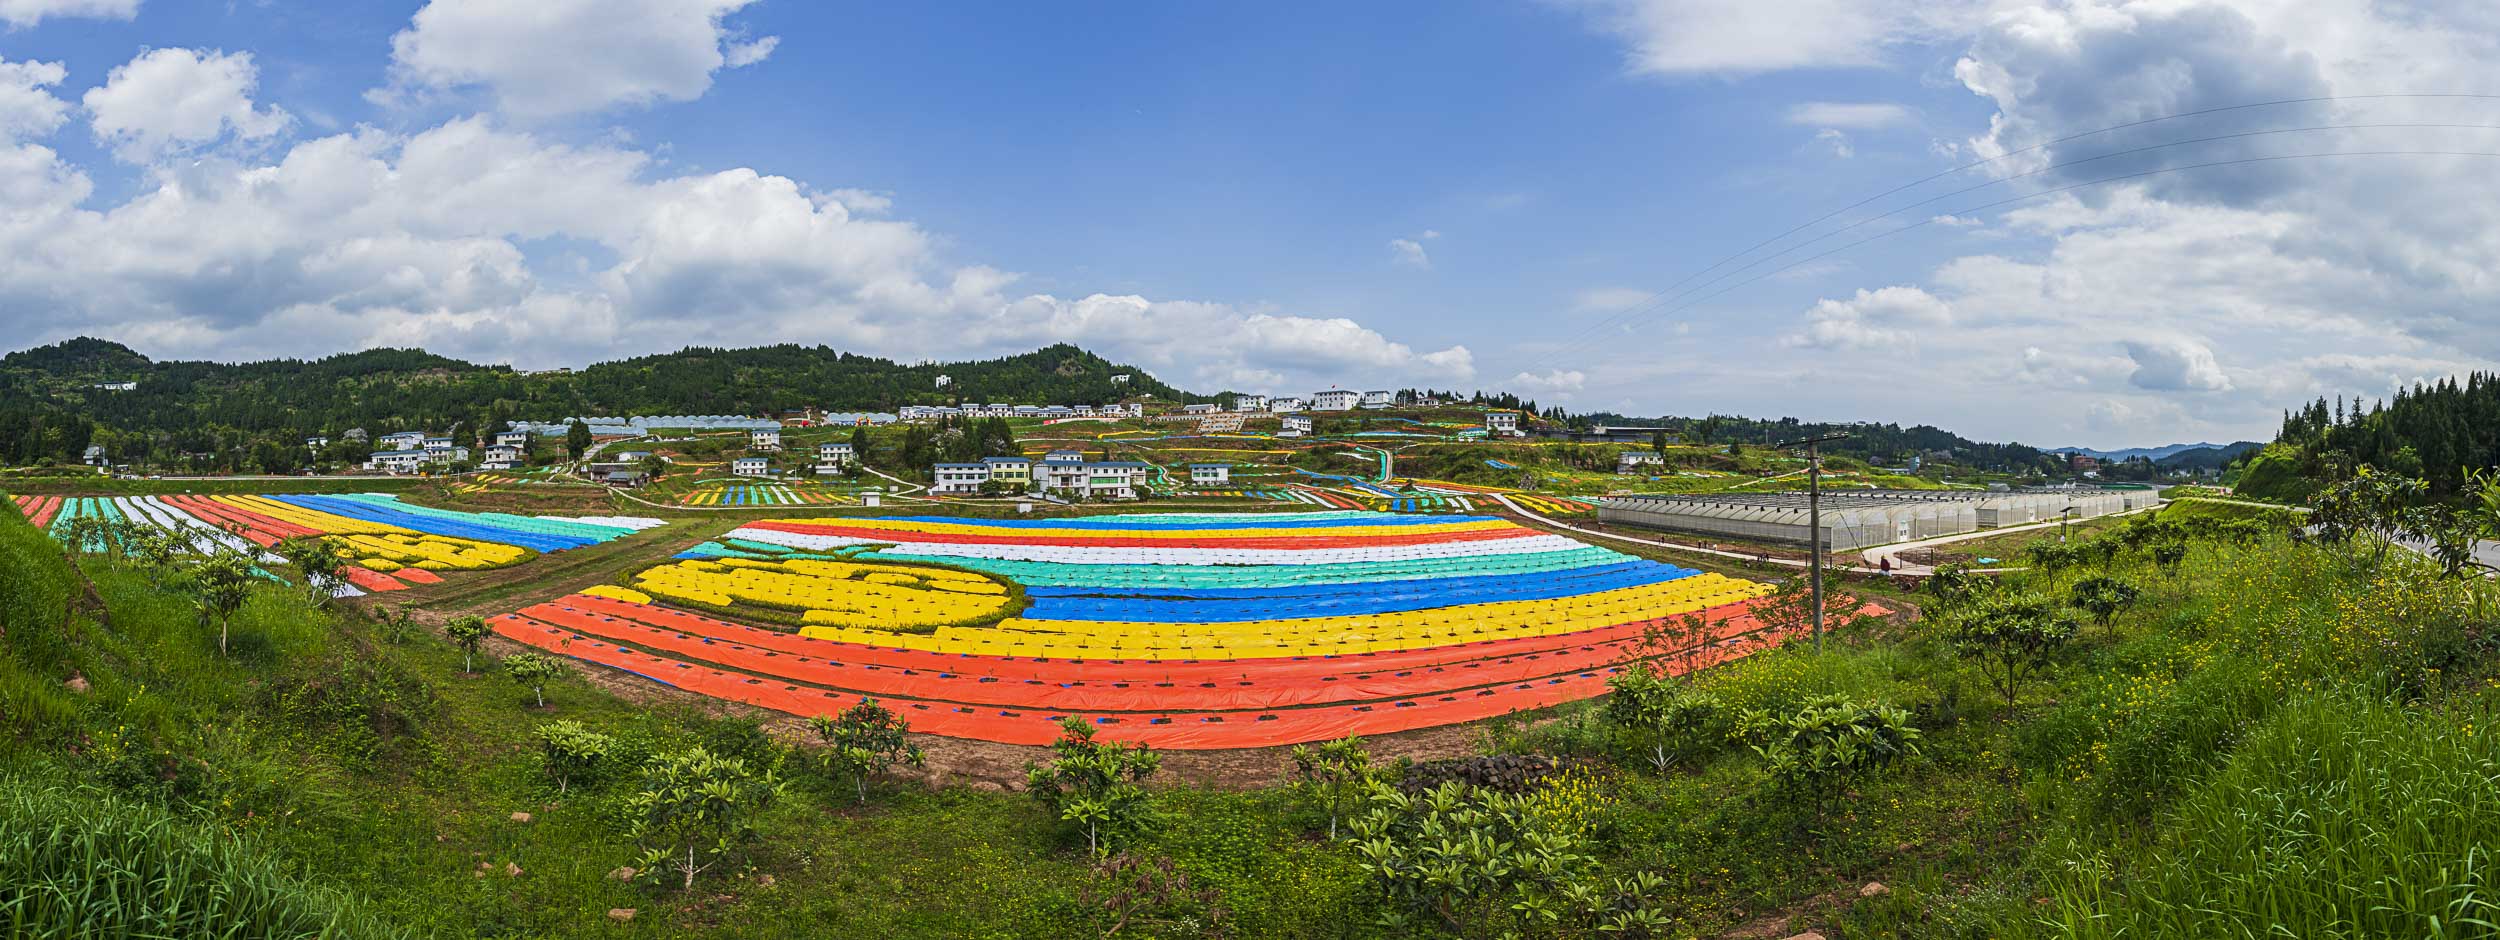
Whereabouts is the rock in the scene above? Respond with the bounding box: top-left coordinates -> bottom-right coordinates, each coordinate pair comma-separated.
1860,881 -> 1890,898
1784,933 -> 1827,940
757,873 -> 776,888
608,866 -> 637,881
475,860 -> 492,871
504,862 -> 523,877
607,909 -> 637,923
509,811 -> 533,824
64,674 -> 89,694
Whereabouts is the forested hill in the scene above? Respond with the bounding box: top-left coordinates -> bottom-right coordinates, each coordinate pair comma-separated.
0,338 -> 1209,466
1565,411 -> 2071,476
2241,372 -> 2500,501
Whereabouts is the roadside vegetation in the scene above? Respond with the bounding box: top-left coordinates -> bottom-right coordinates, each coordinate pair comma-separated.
4,465 -> 2498,937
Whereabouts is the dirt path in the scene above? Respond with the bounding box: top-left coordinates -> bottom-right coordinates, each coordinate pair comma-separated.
374,517 -> 740,619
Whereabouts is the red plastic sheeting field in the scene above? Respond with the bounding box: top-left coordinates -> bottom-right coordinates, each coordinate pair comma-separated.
492,593 -> 1796,748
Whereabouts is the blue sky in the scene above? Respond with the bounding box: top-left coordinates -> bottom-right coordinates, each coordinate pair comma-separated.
3,1 -> 2498,447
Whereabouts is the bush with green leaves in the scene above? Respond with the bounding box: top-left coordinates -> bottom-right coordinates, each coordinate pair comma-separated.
1600,667 -> 1727,776
623,745 -> 784,891
272,536 -> 347,605
1946,593 -> 2081,708
1024,716 -> 1160,857
1344,780 -> 1669,937
2068,576 -> 2142,628
535,720 -> 614,795
805,697 -> 924,804
191,552 -> 253,658
501,651 -> 565,708
1288,736 -> 1382,839
1739,694 -> 1920,826
442,615 -> 489,674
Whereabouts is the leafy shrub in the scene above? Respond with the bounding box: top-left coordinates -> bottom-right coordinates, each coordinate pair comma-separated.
442,615 -> 489,673
261,656 -> 439,773
1026,716 -> 1161,857
1946,593 -> 2081,707
1738,695 -> 1920,826
535,720 -> 614,795
500,651 -> 565,708
1601,668 -> 1728,775
1345,780 -> 1669,937
1288,736 -> 1382,839
805,697 -> 924,804
624,746 -> 785,890
2068,576 -> 2141,628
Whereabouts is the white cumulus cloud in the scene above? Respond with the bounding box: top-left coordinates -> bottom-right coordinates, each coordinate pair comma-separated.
83,49 -> 290,164
0,0 -> 136,28
381,0 -> 778,117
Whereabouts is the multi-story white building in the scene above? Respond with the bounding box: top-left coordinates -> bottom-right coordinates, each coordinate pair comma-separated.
1359,390 -> 1394,409
1616,452 -> 1666,474
749,428 -> 782,451
1231,394 -> 1269,413
422,436 -> 455,454
1183,403 -> 1221,415
493,430 -> 531,447
931,462 -> 990,494
378,431 -> 426,450
1311,390 -> 1359,411
733,457 -> 772,477
1038,461 -> 1150,500
1044,449 -> 1086,464
934,374 -> 952,389
366,449 -> 428,473
1189,463 -> 1231,485
816,442 -> 854,470
305,436 -> 330,450
1279,415 -> 1314,437
1269,397 -> 1307,413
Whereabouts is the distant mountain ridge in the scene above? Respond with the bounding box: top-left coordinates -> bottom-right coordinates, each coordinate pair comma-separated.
2047,441 -> 2262,463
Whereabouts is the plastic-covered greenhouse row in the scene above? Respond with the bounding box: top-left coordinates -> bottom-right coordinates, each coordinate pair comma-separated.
1595,487 -> 2159,551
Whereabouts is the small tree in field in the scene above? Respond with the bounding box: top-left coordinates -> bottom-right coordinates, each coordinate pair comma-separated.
1602,668 -> 1727,776
1288,736 -> 1381,839
193,552 -> 253,657
805,697 -> 924,804
2068,576 -> 2142,628
1739,695 -> 1920,829
1946,593 -> 2079,709
444,615 -> 491,673
537,720 -> 614,794
504,651 -> 565,707
625,746 -> 783,891
273,536 -> 347,606
1026,716 -> 1160,857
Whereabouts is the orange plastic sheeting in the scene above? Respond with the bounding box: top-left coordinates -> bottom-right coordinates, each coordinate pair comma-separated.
393,567 -> 447,584
742,519 -> 1540,551
490,614 -> 1797,749
343,566 -> 408,592
502,601 -> 1771,712
17,495 -> 62,529
554,592 -> 1764,684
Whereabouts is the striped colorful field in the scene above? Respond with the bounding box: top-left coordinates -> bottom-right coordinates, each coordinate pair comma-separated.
491,510 -> 1793,749
9,494 -> 660,594
678,483 -> 859,507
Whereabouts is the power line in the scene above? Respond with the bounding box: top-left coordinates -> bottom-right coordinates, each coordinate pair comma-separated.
1500,94 -> 2500,379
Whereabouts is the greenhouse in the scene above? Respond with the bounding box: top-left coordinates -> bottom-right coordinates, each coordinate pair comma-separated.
1595,487 -> 2150,551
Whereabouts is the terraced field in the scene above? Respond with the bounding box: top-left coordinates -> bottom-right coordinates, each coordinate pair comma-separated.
490,510 -> 1789,749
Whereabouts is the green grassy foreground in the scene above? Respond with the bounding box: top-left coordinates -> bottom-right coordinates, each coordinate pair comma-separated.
4,492 -> 2497,938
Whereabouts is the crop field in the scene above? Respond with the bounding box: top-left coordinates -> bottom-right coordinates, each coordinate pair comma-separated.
674,481 -> 861,507
489,510 -> 1789,749
9,493 -> 659,595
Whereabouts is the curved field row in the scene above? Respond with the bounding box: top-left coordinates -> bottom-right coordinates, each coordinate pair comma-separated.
495,511 -> 1799,748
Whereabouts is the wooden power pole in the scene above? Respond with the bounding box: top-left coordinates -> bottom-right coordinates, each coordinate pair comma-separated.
1775,433 -> 1851,651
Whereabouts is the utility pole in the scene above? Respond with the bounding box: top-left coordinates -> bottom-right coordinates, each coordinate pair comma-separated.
1776,433 -> 1851,652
